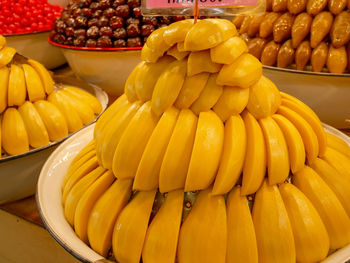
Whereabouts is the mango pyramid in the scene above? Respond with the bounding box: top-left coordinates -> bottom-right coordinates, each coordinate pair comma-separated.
0,35 -> 102,157
61,19 -> 350,263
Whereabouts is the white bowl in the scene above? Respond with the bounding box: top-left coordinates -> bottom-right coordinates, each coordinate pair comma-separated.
0,85 -> 108,205
263,66 -> 350,129
36,123 -> 350,263
5,31 -> 67,69
48,39 -> 142,97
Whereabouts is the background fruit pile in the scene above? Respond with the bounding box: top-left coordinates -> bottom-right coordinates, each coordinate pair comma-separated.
0,0 -> 63,35
62,19 -> 350,263
50,0 -> 188,48
233,0 -> 350,73
0,35 -> 102,157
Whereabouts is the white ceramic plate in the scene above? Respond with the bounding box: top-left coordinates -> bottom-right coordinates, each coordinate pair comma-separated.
263,66 -> 350,130
0,85 -> 108,204
36,123 -> 350,263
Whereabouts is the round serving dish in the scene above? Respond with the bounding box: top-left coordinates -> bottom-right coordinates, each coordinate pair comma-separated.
0,84 -> 108,205
263,66 -> 350,129
37,122 -> 350,263
5,31 -> 67,70
48,38 -> 142,98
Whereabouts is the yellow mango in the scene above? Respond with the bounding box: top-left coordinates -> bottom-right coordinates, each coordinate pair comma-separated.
146,27 -> 172,54
185,110 -> 224,192
125,62 -> 143,102
184,19 -> 237,51
210,36 -> 248,64
293,166 -> 350,250
259,116 -> 290,185
212,115 -> 246,195
226,186 -> 258,263
247,76 -> 281,119
217,53 -> 262,88
88,179 -> 132,257
279,183 -> 329,263
112,101 -> 159,179
113,190 -> 156,263
142,190 -> 184,263
134,107 -> 179,191
241,111 -> 266,195
167,45 -> 190,60
174,72 -> 210,109
326,132 -> 350,159
322,147 -> 350,179
141,43 -> 164,63
213,86 -> 249,122
178,188 -> 227,263
190,73 -> 223,115
163,19 -> 195,46
151,59 -> 187,116
187,50 -> 222,76
159,109 -> 197,193
252,179 -> 296,263
135,56 -> 175,102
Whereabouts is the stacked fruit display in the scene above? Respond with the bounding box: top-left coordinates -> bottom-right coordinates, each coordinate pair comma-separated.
0,35 -> 102,157
233,0 -> 350,73
61,19 -> 350,263
0,0 -> 63,35
51,0 -> 187,48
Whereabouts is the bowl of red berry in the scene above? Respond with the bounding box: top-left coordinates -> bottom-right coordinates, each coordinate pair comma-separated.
49,0 -> 187,97
1,0 -> 67,69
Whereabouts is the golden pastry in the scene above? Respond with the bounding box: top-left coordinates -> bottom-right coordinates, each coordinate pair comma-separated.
327,45 -> 348,73
259,12 -> 281,38
261,40 -> 281,66
240,16 -> 253,35
330,11 -> 350,48
248,14 -> 266,37
295,40 -> 311,70
311,42 -> 329,72
273,12 -> 295,43
310,11 -> 333,48
248,38 -> 269,59
232,16 -> 245,28
328,0 -> 347,15
291,12 -> 313,48
277,39 -> 295,68
307,0 -> 327,16
272,0 -> 288,12
288,0 -> 307,14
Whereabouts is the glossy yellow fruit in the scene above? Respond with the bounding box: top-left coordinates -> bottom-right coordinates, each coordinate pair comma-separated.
141,43 -> 164,63
210,36 -> 248,64
278,105 -> 319,164
212,115 -> 246,195
113,190 -> 156,263
0,35 -> 6,49
279,183 -> 329,263
8,64 -> 26,107
1,108 -> 29,155
142,190 -> 183,263
226,186 -> 258,263
241,111 -> 266,195
0,46 -> 16,67
213,86 -> 249,122
322,147 -> 350,179
18,101 -> 49,148
134,107 -> 179,191
259,116 -> 290,185
190,73 -> 223,115
112,101 -> 159,179
64,86 -> 102,115
217,53 -> 262,88
175,72 -> 210,109
146,27 -> 172,55
326,132 -> 350,159
27,59 -> 54,95
185,110 -> 224,192
134,56 -> 174,102
247,76 -> 281,119
293,166 -> 350,249
159,109 -> 197,193
178,188 -> 227,263
151,59 -> 187,116
167,45 -> 189,60
252,179 -> 296,263
74,170 -> 115,244
34,100 -> 68,141
272,114 -> 305,173
187,50 -> 221,76
0,66 -> 9,114
125,62 -> 142,102
88,179 -> 132,257
184,19 -> 237,51
163,19 -> 195,46
22,64 -> 46,102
